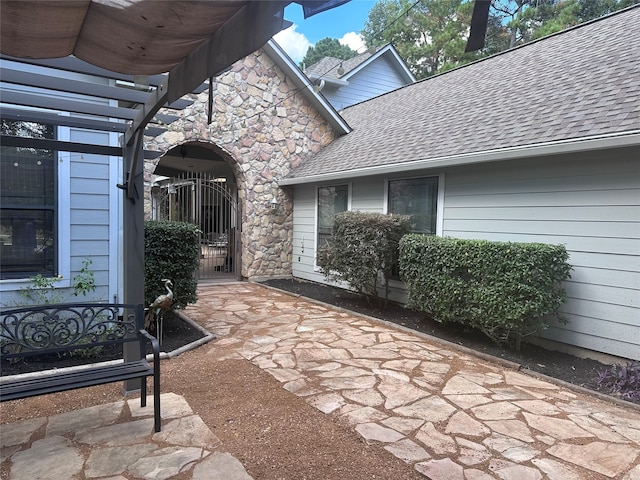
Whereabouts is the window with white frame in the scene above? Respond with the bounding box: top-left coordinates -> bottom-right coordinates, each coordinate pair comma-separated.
0,120 -> 56,279
317,184 -> 348,253
388,176 -> 438,234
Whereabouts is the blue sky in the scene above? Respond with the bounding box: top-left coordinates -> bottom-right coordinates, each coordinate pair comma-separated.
274,1 -> 377,64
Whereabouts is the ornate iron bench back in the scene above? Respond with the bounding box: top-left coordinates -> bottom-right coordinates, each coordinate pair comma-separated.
0,303 -> 144,359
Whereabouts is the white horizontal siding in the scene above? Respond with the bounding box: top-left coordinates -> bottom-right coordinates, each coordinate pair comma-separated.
569,251 -> 640,271
70,177 -> 110,194
352,180 -> 384,212
443,148 -> 640,360
445,219 -> 638,238
70,209 -> 110,225
446,205 -> 639,222
72,161 -> 110,179
445,188 -> 637,208
323,56 -> 409,110
70,224 -> 110,240
69,193 -> 110,210
292,177 -> 390,283
69,129 -> 114,300
291,184 -> 321,282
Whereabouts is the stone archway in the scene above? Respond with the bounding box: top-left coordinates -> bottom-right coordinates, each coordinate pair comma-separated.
150,142 -> 240,281
144,47 -> 338,279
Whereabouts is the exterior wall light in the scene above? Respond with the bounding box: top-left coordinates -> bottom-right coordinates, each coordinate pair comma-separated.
270,196 -> 279,210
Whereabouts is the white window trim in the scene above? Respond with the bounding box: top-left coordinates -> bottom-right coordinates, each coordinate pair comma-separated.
109,130 -> 122,303
0,125 -> 71,293
436,173 -> 445,236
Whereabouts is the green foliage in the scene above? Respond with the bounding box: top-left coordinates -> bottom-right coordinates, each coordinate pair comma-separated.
72,258 -> 97,297
144,221 -> 200,310
317,212 -> 412,307
494,0 -> 637,48
301,37 -> 358,69
16,258 -> 97,305
362,0 -> 637,78
399,235 -> 572,349
363,0 -> 479,78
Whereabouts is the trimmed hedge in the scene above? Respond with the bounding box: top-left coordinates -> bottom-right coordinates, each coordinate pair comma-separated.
317,211 -> 412,307
145,221 -> 200,310
399,235 -> 572,349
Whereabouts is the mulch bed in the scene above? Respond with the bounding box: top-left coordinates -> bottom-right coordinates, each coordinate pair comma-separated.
260,278 -> 619,399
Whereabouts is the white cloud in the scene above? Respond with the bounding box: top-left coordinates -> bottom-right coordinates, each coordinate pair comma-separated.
274,24 -> 311,64
339,32 -> 366,53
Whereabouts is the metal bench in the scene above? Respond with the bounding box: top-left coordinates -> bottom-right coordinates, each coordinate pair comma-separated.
0,303 -> 161,432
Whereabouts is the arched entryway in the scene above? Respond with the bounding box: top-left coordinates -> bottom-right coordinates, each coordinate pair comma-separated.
150,142 -> 240,282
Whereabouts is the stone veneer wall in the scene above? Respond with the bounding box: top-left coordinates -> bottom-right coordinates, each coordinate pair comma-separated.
144,48 -> 338,279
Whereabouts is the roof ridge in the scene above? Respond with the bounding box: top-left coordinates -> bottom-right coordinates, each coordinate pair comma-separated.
340,4 -> 640,112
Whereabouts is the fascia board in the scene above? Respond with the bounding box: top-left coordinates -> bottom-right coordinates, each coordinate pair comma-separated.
279,131 -> 640,185
343,45 -> 415,84
264,40 -> 351,134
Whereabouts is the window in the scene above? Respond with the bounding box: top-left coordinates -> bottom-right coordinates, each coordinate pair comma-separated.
317,184 -> 348,251
0,120 -> 56,279
387,176 -> 439,278
388,176 -> 438,234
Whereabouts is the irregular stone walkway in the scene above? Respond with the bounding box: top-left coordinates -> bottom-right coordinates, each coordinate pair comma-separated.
1,392 -> 253,480
185,283 -> 640,480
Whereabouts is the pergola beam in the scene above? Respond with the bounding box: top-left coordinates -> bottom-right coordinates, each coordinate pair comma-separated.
0,107 -> 130,133
0,135 -> 161,159
1,90 -> 138,120
1,64 -> 152,104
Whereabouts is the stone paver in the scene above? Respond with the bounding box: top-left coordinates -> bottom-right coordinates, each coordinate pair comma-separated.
2,282 -> 640,479
1,393 -> 251,480
185,283 -> 640,479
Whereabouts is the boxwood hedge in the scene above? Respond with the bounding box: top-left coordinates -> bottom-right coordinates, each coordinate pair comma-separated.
317,211 -> 411,307
144,220 -> 200,309
399,235 -> 572,349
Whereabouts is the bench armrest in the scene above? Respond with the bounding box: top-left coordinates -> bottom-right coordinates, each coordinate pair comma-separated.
139,328 -> 160,365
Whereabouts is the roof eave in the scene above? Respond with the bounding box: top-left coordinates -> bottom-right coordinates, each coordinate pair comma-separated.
279,131 -> 640,185
342,44 -> 415,84
264,40 -> 351,135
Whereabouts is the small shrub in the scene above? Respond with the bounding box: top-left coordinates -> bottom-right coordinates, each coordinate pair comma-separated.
145,221 -> 200,310
400,235 -> 572,349
597,361 -> 640,403
72,258 -> 97,297
317,211 -> 411,308
16,258 -> 97,305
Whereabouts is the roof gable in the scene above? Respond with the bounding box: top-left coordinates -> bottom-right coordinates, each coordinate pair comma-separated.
284,7 -> 640,183
305,44 -> 414,84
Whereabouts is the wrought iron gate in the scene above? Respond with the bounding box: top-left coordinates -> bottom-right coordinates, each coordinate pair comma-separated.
152,172 -> 239,280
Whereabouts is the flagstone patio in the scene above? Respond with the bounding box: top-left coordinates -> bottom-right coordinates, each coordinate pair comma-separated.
185,282 -> 640,480
2,282 -> 639,479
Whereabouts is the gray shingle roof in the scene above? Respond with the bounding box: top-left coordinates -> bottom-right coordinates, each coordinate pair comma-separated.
304,47 -> 381,80
286,7 -> 640,181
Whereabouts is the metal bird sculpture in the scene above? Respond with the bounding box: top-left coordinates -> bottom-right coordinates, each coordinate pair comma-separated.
145,279 -> 174,343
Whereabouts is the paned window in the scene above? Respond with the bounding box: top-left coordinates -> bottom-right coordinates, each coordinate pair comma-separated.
0,120 -> 56,279
317,184 -> 348,251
